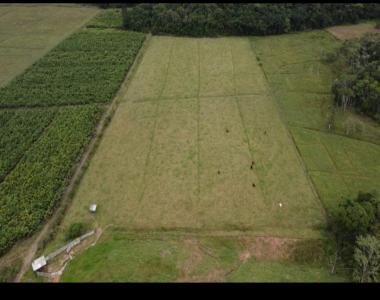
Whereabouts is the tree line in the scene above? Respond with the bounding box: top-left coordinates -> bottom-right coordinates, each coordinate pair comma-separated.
329,34 -> 380,123
121,3 -> 380,36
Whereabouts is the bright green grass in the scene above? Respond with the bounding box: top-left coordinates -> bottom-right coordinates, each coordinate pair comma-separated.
227,258 -> 346,282
59,229 -> 345,282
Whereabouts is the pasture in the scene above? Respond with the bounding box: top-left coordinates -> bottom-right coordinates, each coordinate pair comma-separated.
253,31 -> 380,214
0,4 -> 99,87
52,36 -> 325,241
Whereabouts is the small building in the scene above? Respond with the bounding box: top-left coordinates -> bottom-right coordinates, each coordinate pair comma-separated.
32,256 -> 47,272
89,204 -> 97,213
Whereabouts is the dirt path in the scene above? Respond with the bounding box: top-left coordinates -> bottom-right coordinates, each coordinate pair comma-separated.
12,34 -> 151,283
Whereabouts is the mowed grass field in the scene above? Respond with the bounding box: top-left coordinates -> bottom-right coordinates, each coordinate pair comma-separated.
54,36 -> 325,240
253,30 -> 380,213
0,4 -> 99,87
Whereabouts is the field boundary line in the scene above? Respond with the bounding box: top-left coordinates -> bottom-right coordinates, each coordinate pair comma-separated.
290,124 -> 380,147
196,39 -> 201,205
249,38 -> 329,219
12,33 -> 152,282
228,39 -> 268,204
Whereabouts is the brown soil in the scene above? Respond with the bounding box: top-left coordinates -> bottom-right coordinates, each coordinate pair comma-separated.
327,23 -> 380,40
239,236 -> 298,262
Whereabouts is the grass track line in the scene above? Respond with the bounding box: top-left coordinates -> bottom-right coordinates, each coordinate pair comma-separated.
228,39 -> 267,205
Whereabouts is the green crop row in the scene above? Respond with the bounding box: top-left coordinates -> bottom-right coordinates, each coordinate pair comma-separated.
0,29 -> 145,108
0,109 -> 56,180
0,105 -> 103,254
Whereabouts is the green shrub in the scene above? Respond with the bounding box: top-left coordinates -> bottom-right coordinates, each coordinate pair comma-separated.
65,223 -> 86,241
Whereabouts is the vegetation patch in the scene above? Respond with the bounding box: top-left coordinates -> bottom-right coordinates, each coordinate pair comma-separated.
86,8 -> 123,29
122,4 -> 380,37
0,29 -> 145,107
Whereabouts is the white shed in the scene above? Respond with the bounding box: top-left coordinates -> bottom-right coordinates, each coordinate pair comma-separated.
32,256 -> 47,272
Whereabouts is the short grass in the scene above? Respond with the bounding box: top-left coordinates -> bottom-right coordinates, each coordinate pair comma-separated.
252,29 -> 380,214
54,36 -> 325,240
0,4 -> 99,87
59,229 -> 345,282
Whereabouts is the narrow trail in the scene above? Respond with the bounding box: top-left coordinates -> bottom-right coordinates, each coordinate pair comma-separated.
12,34 -> 151,282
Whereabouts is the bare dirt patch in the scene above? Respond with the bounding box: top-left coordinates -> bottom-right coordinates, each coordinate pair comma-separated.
327,23 -> 380,40
239,236 -> 298,262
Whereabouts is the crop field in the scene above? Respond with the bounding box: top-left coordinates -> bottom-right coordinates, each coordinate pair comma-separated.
253,31 -> 380,213
0,4 -> 99,87
0,22 -> 145,255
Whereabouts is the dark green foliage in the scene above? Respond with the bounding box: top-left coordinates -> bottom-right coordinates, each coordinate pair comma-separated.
332,192 -> 380,244
376,21 -> 380,29
65,223 -> 86,241
0,29 -> 145,108
0,107 -> 101,249
0,105 -> 103,255
331,34 -> 380,122
329,191 -> 380,275
122,3 -> 380,37
0,109 -> 56,180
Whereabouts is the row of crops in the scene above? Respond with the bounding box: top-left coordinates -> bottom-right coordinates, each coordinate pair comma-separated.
0,30 -> 145,107
0,28 -> 145,254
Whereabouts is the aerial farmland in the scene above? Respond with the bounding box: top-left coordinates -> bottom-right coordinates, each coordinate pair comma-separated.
1,3 -> 380,283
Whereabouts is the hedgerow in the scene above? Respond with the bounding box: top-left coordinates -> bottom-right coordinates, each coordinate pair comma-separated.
0,29 -> 145,107
122,3 -> 380,37
0,105 -> 103,255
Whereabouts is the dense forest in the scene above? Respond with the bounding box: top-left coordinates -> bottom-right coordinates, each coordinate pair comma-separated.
330,34 -> 380,123
121,3 -> 380,36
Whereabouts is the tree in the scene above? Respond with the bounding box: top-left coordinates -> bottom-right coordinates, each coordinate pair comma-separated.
353,235 -> 380,282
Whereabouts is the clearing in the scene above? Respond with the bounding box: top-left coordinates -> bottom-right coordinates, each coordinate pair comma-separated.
327,21 -> 380,40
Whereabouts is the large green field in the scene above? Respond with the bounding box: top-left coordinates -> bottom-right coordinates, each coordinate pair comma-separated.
2,7 -> 379,282
33,34 -> 351,282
